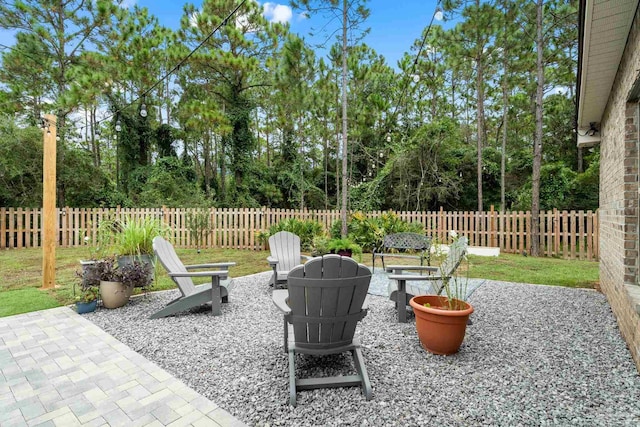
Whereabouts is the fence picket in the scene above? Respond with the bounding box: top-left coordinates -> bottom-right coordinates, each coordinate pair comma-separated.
0,206 -> 600,260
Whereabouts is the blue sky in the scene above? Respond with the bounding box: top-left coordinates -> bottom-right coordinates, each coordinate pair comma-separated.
0,0 -> 443,70
139,0 -> 443,68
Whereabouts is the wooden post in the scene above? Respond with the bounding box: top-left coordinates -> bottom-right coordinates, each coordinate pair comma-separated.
490,205 -> 496,247
42,114 -> 57,289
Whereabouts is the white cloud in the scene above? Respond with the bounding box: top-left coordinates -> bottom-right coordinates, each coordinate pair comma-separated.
189,11 -> 200,28
263,3 -> 293,24
236,14 -> 259,33
119,0 -> 137,8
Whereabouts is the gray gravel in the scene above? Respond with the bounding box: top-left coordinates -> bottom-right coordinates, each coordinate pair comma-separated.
85,272 -> 640,426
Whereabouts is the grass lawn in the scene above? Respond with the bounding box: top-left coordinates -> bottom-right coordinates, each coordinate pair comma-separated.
0,247 -> 599,317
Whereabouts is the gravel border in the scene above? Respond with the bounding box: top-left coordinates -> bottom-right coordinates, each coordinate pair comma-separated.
85,273 -> 640,426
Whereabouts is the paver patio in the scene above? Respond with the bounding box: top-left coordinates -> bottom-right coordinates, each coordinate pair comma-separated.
0,307 -> 245,426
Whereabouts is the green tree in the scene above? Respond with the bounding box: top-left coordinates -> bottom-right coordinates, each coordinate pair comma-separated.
178,0 -> 286,206
0,116 -> 43,206
0,0 -> 118,127
0,33 -> 52,125
271,34 -> 316,208
292,0 -> 370,236
443,0 -> 499,212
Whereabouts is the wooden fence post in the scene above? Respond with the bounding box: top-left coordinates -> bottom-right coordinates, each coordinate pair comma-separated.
41,114 -> 56,289
490,205 -> 496,247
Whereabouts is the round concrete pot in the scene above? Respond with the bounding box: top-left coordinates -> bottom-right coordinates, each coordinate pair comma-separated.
99,280 -> 132,309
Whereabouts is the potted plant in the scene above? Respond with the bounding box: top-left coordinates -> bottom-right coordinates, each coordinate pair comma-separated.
327,237 -> 363,258
99,216 -> 167,284
119,260 -> 153,293
75,286 -> 99,314
311,235 -> 330,257
78,223 -> 106,284
85,257 -> 130,309
75,263 -> 100,313
409,233 -> 473,355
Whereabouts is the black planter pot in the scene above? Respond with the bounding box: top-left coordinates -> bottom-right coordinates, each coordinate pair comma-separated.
117,254 -> 155,285
330,249 -> 353,257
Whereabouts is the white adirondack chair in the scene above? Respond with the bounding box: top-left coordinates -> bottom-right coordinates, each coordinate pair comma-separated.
266,231 -> 311,287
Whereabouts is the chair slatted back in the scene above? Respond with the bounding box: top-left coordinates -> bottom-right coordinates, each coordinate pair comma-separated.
269,231 -> 303,271
287,255 -> 371,350
153,236 -> 196,297
383,232 -> 431,251
441,237 -> 468,277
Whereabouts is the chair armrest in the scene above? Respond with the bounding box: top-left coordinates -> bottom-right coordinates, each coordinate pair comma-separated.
185,262 -> 235,270
385,265 -> 438,274
267,256 -> 279,267
169,271 -> 229,278
272,289 -> 291,315
388,274 -> 442,282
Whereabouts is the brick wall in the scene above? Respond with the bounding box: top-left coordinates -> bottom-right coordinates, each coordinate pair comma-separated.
599,6 -> 640,371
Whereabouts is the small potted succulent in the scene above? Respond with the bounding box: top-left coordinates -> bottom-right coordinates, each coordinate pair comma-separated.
75,286 -> 99,314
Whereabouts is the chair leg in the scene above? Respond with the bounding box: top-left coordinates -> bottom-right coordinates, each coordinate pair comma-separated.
288,347 -> 297,406
283,318 -> 288,353
352,347 -> 372,400
211,282 -> 221,316
397,279 -> 407,323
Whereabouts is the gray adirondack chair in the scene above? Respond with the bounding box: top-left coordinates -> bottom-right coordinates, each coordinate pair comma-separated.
267,231 -> 312,287
150,236 -> 235,319
272,255 -> 373,406
388,237 -> 468,322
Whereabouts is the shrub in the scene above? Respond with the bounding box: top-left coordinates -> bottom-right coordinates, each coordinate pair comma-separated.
330,212 -> 424,252
268,218 -> 325,251
97,216 -> 168,256
327,237 -> 363,255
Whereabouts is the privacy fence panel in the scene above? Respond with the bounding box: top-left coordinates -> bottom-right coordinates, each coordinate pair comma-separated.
0,206 -> 599,260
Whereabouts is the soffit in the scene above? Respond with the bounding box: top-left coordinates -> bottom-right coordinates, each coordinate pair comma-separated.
578,0 -> 638,130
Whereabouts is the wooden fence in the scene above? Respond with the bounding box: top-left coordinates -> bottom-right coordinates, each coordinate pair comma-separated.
0,206 -> 599,261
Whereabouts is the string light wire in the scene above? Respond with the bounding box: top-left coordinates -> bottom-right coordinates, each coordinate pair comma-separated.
387,0 -> 442,129
0,1 -> 247,128
99,0 -> 247,127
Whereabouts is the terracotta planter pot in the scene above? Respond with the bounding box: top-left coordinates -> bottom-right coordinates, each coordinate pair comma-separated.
409,295 -> 474,355
99,280 -> 132,309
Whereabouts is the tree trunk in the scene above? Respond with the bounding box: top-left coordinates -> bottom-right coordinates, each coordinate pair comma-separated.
300,118 -> 305,210
203,131 -> 212,198
501,50 -> 509,212
476,55 -> 485,213
340,0 -> 349,237
475,0 -> 485,212
324,117 -> 329,209
531,0 -> 544,256
577,146 -> 583,173
92,107 -> 100,167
